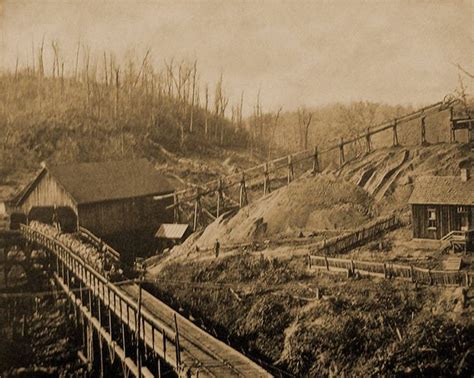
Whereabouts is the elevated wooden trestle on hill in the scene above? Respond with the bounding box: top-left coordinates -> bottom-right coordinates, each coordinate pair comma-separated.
155,97 -> 463,230
20,225 -> 271,378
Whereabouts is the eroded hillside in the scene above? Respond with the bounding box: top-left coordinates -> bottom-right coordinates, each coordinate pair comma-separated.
148,142 -> 474,376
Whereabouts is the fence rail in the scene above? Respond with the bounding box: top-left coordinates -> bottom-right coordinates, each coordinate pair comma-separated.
78,226 -> 120,262
309,214 -> 400,256
308,255 -> 473,287
20,224 -> 271,377
21,224 -> 185,372
154,98 -> 458,208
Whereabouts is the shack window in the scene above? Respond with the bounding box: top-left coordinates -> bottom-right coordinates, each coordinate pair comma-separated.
457,206 -> 468,214
427,208 -> 437,230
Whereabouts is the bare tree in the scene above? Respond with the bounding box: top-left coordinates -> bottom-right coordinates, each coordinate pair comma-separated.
267,107 -> 282,158
204,84 -> 209,138
297,107 -> 313,150
189,60 -> 197,133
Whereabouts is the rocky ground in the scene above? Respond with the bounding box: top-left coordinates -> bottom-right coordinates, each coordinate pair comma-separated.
146,143 -> 474,376
147,252 -> 473,376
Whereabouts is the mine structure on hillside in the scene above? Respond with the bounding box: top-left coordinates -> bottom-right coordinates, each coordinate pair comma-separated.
10,159 -> 174,262
155,98 -> 466,231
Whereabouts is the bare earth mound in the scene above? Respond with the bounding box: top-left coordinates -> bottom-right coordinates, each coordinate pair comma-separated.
197,174 -> 375,249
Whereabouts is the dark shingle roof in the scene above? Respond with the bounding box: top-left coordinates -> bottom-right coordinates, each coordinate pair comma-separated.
409,176 -> 474,206
18,159 -> 174,206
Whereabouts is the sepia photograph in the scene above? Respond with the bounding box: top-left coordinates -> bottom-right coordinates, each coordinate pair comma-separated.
0,1 -> 473,376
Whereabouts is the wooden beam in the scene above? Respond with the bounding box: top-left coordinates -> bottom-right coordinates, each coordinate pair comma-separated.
392,120 -> 399,147
287,155 -> 294,184
239,174 -> 248,208
339,137 -> 345,167
312,146 -> 320,173
173,193 -> 180,223
420,116 -> 426,145
263,163 -> 270,195
365,128 -> 371,153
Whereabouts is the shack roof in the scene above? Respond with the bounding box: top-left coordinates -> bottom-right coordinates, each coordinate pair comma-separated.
16,159 -> 174,206
155,223 -> 189,239
408,176 -> 474,206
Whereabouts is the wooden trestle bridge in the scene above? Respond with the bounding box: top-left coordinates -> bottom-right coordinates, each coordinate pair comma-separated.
20,224 -> 271,377
155,97 -> 466,231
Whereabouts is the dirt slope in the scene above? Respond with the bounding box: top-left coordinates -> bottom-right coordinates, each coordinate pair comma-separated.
337,143 -> 473,209
196,174 -> 375,249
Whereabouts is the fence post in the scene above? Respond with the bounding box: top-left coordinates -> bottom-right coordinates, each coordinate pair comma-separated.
287,155 -> 294,184
307,254 -> 312,269
339,137 -> 345,167
174,313 -> 181,370
420,115 -> 426,145
365,128 -> 372,153
410,265 -> 414,283
428,269 -> 433,285
392,119 -> 399,147
351,259 -> 355,276
193,190 -> 201,232
216,178 -> 223,218
449,107 -> 456,143
173,193 -> 180,223
312,146 -> 320,173
263,163 -> 270,195
239,173 -> 248,208
383,263 -> 387,279
325,256 -> 329,271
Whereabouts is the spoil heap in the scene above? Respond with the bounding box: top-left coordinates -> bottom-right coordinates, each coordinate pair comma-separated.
196,174 -> 375,249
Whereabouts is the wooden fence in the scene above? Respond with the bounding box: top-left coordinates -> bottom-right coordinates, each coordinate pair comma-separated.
310,214 -> 400,256
308,255 -> 473,287
153,98 -> 458,229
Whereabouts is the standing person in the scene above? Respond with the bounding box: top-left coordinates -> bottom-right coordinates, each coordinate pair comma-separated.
52,205 -> 61,232
214,239 -> 220,258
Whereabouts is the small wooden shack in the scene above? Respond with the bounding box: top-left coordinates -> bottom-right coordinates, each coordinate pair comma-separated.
155,223 -> 191,252
13,159 -> 174,259
409,163 -> 473,240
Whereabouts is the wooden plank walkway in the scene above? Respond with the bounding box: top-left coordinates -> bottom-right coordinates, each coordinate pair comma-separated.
21,225 -> 271,377
443,256 -> 462,271
121,283 -> 269,377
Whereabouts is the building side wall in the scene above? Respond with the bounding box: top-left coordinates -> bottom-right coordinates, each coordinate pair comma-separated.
412,204 -> 472,239
78,195 -> 173,238
19,172 -> 78,216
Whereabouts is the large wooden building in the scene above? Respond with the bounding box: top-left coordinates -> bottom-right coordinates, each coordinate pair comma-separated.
13,159 -> 174,259
409,164 -> 473,241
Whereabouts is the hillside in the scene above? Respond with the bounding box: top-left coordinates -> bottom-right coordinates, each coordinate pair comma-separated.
0,66 -> 261,200
160,143 -> 471,256
146,142 -> 473,376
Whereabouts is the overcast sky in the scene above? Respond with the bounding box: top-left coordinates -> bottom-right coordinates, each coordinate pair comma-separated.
0,0 -> 472,113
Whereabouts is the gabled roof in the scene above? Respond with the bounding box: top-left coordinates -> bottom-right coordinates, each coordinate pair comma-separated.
16,159 -> 174,206
409,176 -> 474,206
155,223 -> 189,239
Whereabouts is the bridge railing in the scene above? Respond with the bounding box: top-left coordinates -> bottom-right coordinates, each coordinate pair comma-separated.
78,226 -> 120,262
20,224 -> 186,373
